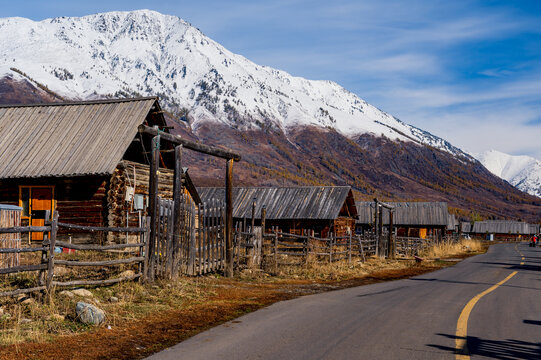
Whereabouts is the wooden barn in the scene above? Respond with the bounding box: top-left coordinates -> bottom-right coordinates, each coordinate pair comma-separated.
466,220 -> 539,241
356,201 -> 449,239
0,97 -> 200,244
447,214 -> 459,235
198,186 -> 358,237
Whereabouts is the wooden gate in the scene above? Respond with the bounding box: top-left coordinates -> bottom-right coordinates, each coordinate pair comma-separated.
153,197 -> 225,277
194,199 -> 225,275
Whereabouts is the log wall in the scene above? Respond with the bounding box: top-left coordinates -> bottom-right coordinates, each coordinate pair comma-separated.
107,161 -> 196,244
0,177 -> 108,244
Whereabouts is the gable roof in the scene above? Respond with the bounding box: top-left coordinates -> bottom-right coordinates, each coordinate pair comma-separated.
0,97 -> 162,179
198,186 -> 356,220
470,220 -> 538,235
356,201 -> 449,226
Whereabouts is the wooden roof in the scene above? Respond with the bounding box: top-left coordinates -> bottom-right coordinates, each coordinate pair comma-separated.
198,186 -> 357,220
356,201 -> 449,226
0,97 -> 162,178
447,214 -> 458,231
469,220 -> 538,235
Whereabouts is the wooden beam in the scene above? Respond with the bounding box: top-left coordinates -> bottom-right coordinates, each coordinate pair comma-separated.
148,133 -> 160,281
139,125 -> 241,161
225,158 -> 234,277
172,145 -> 183,278
389,210 -> 395,259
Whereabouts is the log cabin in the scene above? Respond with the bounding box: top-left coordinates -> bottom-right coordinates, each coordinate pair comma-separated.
355,201 -> 449,239
199,186 -> 358,237
0,97 -> 200,244
464,220 -> 539,241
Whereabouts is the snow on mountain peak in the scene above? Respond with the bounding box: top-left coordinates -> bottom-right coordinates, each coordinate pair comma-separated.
1,10 -> 469,158
477,150 -> 541,197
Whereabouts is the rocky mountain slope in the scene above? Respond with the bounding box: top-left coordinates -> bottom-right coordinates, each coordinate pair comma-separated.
477,150 -> 541,198
0,10 -> 539,221
0,10 -> 467,157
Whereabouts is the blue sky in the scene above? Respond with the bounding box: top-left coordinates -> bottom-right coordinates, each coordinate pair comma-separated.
3,0 -> 541,159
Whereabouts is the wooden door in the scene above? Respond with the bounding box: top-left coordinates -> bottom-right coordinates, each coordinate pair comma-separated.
31,188 -> 53,241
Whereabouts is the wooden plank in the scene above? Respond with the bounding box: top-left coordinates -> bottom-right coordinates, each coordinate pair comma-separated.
56,222 -> 145,233
0,226 -> 51,233
139,125 -> 241,161
172,145 -> 182,277
0,263 -> 47,274
148,133 -> 160,281
55,257 -> 144,267
0,286 -> 47,298
46,212 -> 58,294
52,273 -> 141,287
142,216 -> 151,282
0,246 -> 48,253
55,241 -> 143,251
225,159 -> 234,277
201,203 -> 207,274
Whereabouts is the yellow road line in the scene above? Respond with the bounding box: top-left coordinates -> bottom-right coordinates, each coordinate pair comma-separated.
455,271 -> 518,359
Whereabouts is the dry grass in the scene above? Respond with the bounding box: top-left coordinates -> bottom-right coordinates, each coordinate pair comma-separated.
421,238 -> 485,259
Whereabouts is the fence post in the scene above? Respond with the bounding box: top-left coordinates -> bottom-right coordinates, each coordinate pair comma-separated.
389,210 -> 395,259
348,231 -> 352,264
358,236 -> 366,262
274,229 -> 278,274
148,133 -> 160,282
46,211 -> 59,296
142,216 -> 151,282
378,206 -> 384,257
329,232 -> 333,263
261,206 -> 266,235
225,158 -> 234,277
172,145 -> 183,278
38,210 -> 51,289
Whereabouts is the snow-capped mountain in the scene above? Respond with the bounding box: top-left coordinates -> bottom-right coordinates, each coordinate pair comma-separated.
477,150 -> 541,197
0,10 -> 469,158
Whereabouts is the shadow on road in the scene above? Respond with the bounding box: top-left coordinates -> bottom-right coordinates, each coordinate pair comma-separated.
524,319 -> 541,326
408,278 -> 541,291
473,261 -> 541,272
428,333 -> 541,359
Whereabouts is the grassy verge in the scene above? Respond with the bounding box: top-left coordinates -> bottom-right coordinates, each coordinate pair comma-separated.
0,239 -> 487,360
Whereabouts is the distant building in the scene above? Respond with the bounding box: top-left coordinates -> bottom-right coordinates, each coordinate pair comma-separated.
199,186 -> 358,237
356,201 -> 449,239
466,220 -> 539,241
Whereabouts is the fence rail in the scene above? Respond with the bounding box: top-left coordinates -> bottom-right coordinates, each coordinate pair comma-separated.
231,229 -> 458,271
0,211 -> 147,298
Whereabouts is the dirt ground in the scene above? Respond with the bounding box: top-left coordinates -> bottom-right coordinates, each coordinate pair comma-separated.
0,259 -> 458,360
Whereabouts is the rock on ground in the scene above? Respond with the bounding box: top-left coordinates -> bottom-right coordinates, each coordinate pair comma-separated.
72,288 -> 93,297
76,302 -> 105,325
59,290 -> 75,298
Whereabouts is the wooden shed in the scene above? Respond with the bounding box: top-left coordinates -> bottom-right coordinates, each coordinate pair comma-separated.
199,186 -> 358,237
356,201 -> 449,239
0,97 -> 200,244
466,220 -> 539,241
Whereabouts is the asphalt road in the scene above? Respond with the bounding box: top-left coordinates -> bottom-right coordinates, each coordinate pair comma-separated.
147,243 -> 541,360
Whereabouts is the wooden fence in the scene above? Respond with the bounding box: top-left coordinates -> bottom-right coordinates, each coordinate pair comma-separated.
147,197 -> 225,278
0,206 -> 22,269
0,211 -> 146,297
232,229 -> 451,271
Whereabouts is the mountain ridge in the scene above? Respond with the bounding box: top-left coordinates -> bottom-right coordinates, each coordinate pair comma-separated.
0,9 -> 469,159
477,150 -> 541,198
0,9 -> 539,222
